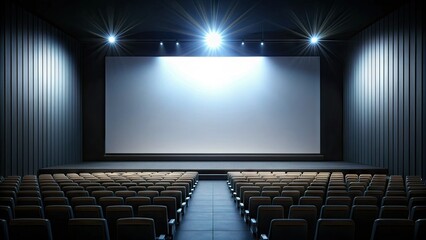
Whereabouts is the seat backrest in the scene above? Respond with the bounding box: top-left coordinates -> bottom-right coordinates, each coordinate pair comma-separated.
364,190 -> 384,204
68,218 -> 110,240
45,205 -> 74,240
99,197 -> 125,214
271,196 -> 293,218
115,190 -> 137,199
242,191 -> 261,210
74,205 -> 104,218
248,196 -> 271,219
125,197 -> 151,216
153,196 -> 177,221
42,190 -> 65,198
14,205 -> 44,218
116,217 -> 156,240
66,190 -> 90,200
268,219 -> 307,240
353,196 -> 378,206
91,190 -> 114,201
379,205 -> 409,218
350,205 -> 378,240
298,196 -> 323,214
320,205 -> 350,218
408,197 -> 426,209
371,219 -> 414,240
314,218 -> 355,240
414,219 -> 426,240
137,191 -> 160,200
288,205 -> 317,240
106,205 -> 133,240
257,205 -> 284,236
43,196 -> 69,206
281,190 -> 301,205
138,205 -> 168,236
261,191 -> 280,199
9,218 -> 53,240
325,196 -> 352,206
0,219 -> 8,240
409,206 -> 426,221
0,197 -> 15,209
161,190 -> 183,209
0,205 -> 13,221
381,196 -> 408,206
71,196 -> 97,207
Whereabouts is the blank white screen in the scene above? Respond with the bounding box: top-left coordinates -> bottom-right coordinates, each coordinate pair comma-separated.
105,56 -> 320,154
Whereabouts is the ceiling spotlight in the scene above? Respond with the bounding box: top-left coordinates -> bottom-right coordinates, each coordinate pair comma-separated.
108,36 -> 116,44
241,41 -> 245,45
260,41 -> 264,46
160,41 -> 163,46
310,36 -> 319,44
205,32 -> 222,49
176,41 -> 179,46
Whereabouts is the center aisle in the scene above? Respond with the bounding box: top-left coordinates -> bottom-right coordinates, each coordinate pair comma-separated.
175,180 -> 252,240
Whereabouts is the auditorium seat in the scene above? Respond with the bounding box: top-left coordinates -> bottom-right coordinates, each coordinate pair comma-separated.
16,190 -> 41,198
370,219 -> 414,240
299,196 -> 323,215
261,218 -> 307,240
45,205 -> 74,240
74,205 -> 104,218
14,205 -> 44,218
251,205 -> 284,237
414,219 -> 426,240
125,197 -> 151,216
9,218 -> 52,240
288,205 -> 318,240
281,190 -> 301,204
381,196 -> 408,206
408,197 -> 426,209
43,196 -> 69,206
138,191 -> 160,201
350,205 -> 378,240
161,190 -> 184,215
71,196 -> 97,207
0,191 -> 17,201
153,197 -> 179,224
0,198 -> 15,209
99,197 -> 125,215
271,196 -> 293,218
0,219 -> 7,240
410,206 -> 426,221
0,206 -> 13,221
42,190 -> 65,198
320,205 -> 350,218
68,218 -> 110,240
246,196 -> 271,223
115,190 -> 137,199
379,205 -> 409,218
314,219 -> 355,240
105,205 -> 133,240
116,217 -> 164,240
91,190 -> 115,201
353,196 -> 378,206
138,205 -> 174,239
16,197 -> 42,206
240,191 -> 260,215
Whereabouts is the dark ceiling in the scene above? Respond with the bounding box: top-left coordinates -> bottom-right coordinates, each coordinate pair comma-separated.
15,0 -> 406,43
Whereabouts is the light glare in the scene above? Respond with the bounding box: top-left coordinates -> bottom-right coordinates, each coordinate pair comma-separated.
108,36 -> 116,43
205,32 -> 222,49
310,36 -> 319,44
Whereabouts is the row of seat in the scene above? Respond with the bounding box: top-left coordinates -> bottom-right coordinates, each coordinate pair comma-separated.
0,172 -> 199,240
0,217 -> 163,240
227,171 -> 426,240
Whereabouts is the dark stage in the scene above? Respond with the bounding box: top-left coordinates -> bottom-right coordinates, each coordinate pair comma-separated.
39,161 -> 388,179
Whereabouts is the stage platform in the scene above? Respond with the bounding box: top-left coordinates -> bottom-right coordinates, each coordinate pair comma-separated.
39,161 -> 388,179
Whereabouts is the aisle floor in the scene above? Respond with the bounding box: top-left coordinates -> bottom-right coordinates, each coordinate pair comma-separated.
175,180 -> 253,240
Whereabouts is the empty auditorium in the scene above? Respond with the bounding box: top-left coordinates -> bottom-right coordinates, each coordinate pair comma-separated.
1,0 -> 425,239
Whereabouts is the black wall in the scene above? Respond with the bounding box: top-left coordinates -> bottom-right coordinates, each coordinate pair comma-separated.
344,1 -> 425,178
0,1 -> 83,176
83,42 -> 344,161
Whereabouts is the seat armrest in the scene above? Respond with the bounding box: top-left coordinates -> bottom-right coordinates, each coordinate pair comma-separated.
169,219 -> 176,225
250,218 -> 257,225
157,234 -> 166,240
260,234 -> 268,240
168,219 -> 176,237
250,218 -> 257,235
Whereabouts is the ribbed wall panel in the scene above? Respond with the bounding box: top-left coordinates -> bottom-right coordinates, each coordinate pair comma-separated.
344,1 -> 425,178
0,1 -> 82,176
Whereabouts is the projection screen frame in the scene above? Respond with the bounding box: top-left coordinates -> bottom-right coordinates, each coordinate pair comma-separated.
104,56 -> 322,160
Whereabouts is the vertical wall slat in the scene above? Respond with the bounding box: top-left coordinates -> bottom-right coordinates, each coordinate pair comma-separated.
0,0 -> 82,176
344,1 -> 425,179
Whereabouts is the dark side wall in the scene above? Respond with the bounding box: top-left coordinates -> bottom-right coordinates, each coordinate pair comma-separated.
83,41 -> 344,161
0,0 -> 83,176
344,1 -> 425,178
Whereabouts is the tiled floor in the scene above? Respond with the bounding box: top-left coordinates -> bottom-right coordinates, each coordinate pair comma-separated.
175,180 -> 253,240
